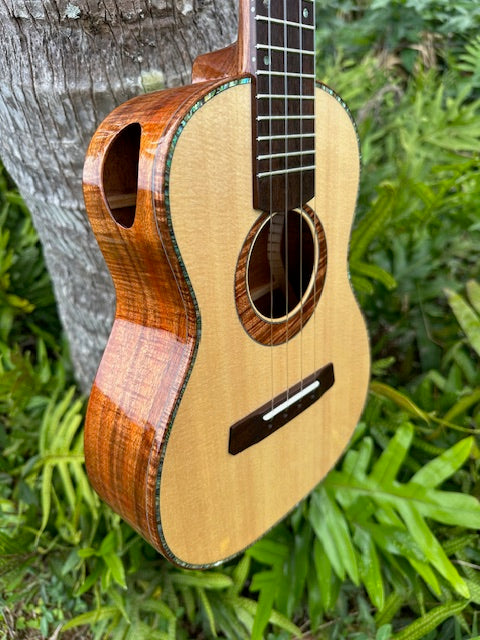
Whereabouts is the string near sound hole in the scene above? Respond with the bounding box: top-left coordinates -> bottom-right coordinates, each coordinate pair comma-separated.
247,210 -> 315,321
235,206 -> 327,346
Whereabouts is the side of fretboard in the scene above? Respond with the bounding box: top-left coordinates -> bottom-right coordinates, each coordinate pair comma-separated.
251,0 -> 316,212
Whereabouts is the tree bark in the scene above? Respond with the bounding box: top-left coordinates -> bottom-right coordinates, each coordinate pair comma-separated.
0,0 -> 236,391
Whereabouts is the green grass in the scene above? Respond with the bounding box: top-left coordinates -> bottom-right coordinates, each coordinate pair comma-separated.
2,2 -> 480,638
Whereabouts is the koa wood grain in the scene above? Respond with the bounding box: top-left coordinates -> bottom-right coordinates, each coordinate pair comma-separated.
83,0 -> 370,567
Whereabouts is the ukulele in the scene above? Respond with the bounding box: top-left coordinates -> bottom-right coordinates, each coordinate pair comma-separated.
83,0 -> 370,568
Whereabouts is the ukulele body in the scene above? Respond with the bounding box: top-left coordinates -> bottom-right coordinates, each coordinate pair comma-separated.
84,78 -> 369,568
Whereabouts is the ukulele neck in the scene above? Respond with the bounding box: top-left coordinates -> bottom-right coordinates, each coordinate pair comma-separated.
246,0 -> 316,212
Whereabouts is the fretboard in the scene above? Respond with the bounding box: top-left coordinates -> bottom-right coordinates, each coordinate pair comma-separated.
251,0 -> 316,212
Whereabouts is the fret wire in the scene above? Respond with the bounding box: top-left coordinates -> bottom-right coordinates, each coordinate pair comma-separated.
257,133 -> 315,141
258,150 -> 315,161
257,70 -> 315,79
283,0 -> 288,354
255,15 -> 315,30
256,44 -> 315,56
258,165 -> 316,178
257,94 -> 315,100
257,115 -> 315,121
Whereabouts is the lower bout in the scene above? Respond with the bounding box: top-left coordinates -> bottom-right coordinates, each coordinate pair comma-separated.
157,311 -> 370,566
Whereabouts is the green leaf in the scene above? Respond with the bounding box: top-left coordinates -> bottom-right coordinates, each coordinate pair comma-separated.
370,422 -> 414,484
57,461 -> 76,511
377,625 -> 393,640
278,526 -> 311,617
465,579 -> 480,606
229,595 -> 256,628
396,502 -> 470,598
39,387 -> 76,454
109,589 -> 130,624
351,260 -> 397,290
179,586 -> 195,623
410,438 -> 473,488
99,531 -> 117,556
350,183 -> 396,262
393,601 -> 469,640
74,562 -> 103,596
77,547 -> 96,559
375,591 -> 405,627
196,587 -> 217,638
446,288 -> 480,357
231,597 -> 302,638
62,606 -> 119,631
250,584 -> 275,640
313,537 -> 333,611
247,539 -> 289,565
171,571 -> 232,590
250,570 -> 277,593
370,382 -> 430,423
408,558 -> 441,596
310,488 -> 359,584
354,527 -> 385,609
444,390 -> 480,423
416,490 -> 480,528
467,280 -> 480,315
230,554 -> 251,596
362,523 -> 426,562
443,534 -> 478,557
103,552 -> 126,590
140,599 -> 176,621
307,567 -> 323,631
351,274 -> 374,295
37,462 -> 53,539
329,470 -> 480,530
268,608 -> 302,638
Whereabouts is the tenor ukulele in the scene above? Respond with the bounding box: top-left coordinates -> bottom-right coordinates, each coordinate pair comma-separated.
83,0 -> 370,568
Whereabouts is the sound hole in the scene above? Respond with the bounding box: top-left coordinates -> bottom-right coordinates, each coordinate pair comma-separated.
102,122 -> 141,228
247,210 -> 316,322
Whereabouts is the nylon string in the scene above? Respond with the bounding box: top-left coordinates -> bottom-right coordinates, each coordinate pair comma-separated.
312,0 -> 317,384
298,0 -> 304,390
268,0 -> 274,412
283,0 -> 290,401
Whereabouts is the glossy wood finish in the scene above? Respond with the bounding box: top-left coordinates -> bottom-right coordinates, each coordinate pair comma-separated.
84,80 -> 369,566
83,78 -> 237,550
192,43 -> 241,83
191,0 -> 253,83
83,0 -> 370,567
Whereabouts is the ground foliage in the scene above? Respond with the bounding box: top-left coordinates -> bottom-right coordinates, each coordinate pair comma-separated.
1,1 -> 480,638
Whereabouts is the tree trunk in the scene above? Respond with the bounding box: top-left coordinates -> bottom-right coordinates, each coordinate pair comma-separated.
0,0 -> 237,391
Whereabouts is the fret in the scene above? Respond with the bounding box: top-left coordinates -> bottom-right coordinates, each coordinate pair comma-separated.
258,150 -> 315,161
258,166 -> 316,179
257,133 -> 315,141
257,115 -> 315,121
255,15 -> 315,30
256,71 -> 316,79
256,44 -> 315,57
256,94 -> 315,100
